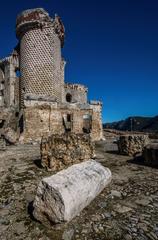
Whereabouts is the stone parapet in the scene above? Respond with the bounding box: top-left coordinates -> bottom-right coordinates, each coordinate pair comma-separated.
65,83 -> 88,92
16,8 -> 65,47
16,8 -> 52,38
89,100 -> 102,106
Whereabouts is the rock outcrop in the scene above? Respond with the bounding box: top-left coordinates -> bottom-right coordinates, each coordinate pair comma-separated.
117,134 -> 149,156
33,160 -> 112,225
41,133 -> 95,171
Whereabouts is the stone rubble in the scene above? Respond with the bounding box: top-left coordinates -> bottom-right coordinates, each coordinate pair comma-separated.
41,133 -> 95,171
117,134 -> 149,156
0,138 -> 158,240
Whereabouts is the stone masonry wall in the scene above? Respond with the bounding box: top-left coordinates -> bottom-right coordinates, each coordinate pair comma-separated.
19,27 -> 63,102
20,101 -> 103,143
64,83 -> 88,104
90,102 -> 103,141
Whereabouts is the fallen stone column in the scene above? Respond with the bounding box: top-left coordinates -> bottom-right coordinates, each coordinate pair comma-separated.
33,160 -> 111,224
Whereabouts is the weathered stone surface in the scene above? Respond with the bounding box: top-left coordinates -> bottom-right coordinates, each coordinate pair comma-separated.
3,127 -> 19,144
22,102 -> 103,143
41,132 -> 95,171
143,143 -> 158,166
33,160 -> 112,224
117,134 -> 149,156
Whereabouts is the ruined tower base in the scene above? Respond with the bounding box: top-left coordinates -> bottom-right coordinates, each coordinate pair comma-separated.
19,100 -> 103,143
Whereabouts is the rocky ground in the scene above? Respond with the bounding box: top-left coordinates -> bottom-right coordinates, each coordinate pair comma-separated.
0,139 -> 158,240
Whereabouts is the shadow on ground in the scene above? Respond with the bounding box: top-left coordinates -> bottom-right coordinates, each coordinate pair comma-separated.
33,159 -> 43,169
27,201 -> 37,221
127,156 -> 158,169
106,150 -> 119,155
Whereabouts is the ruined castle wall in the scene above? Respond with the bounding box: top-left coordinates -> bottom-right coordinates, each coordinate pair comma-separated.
0,54 -> 19,109
21,101 -> 103,143
22,106 -> 51,142
4,63 -> 17,108
64,83 -> 87,104
90,102 -> 103,141
14,77 -> 20,110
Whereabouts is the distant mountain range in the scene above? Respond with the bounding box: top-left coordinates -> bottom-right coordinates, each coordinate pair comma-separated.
104,116 -> 158,132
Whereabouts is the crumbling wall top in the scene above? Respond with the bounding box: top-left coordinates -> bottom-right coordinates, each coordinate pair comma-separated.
89,100 -> 102,106
65,83 -> 88,93
16,8 -> 65,47
0,44 -> 19,68
0,50 -> 19,68
16,8 -> 52,39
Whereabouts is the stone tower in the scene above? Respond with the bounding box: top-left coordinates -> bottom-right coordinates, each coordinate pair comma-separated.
16,8 -> 65,104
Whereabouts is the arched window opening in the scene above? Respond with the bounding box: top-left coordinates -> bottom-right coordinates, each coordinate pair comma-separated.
66,93 -> 72,103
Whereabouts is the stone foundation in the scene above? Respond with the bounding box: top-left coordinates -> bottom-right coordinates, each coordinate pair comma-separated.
41,132 -> 95,171
117,134 -> 149,156
21,101 -> 103,143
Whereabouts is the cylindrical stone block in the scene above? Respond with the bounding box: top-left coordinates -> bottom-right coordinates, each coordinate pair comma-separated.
33,160 -> 112,224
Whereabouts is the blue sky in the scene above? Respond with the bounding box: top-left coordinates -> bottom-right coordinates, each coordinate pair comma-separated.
0,0 -> 158,122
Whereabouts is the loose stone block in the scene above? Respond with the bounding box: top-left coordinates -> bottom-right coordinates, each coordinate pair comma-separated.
117,134 -> 149,156
33,160 -> 112,224
41,133 -> 95,171
3,127 -> 19,144
143,143 -> 158,166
